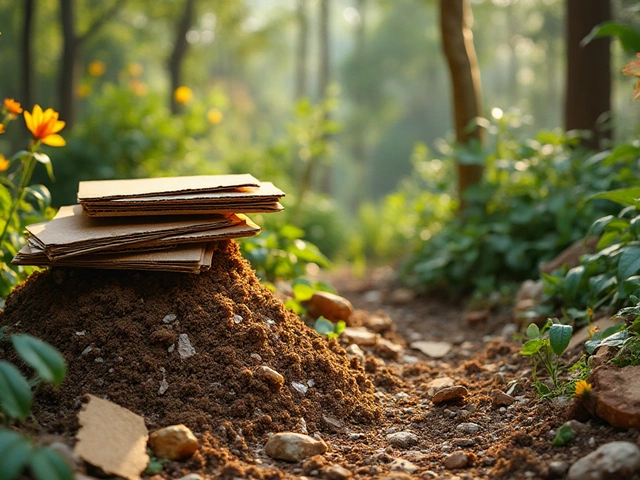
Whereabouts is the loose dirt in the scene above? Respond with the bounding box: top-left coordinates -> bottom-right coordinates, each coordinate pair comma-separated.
1,244 -> 640,479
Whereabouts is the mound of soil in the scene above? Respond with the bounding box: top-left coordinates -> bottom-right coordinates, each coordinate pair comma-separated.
0,241 -> 379,444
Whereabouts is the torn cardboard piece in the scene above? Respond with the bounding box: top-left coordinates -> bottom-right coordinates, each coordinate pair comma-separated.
74,394 -> 149,480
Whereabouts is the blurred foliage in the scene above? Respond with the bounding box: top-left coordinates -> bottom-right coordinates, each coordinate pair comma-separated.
399,111 -> 639,295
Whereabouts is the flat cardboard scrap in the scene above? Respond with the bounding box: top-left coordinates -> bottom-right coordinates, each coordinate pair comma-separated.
74,394 -> 149,480
11,174 -> 283,273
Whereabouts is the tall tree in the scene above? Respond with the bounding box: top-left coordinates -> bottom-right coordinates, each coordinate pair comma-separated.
295,0 -> 308,100
22,0 -> 35,108
564,0 -> 611,149
318,0 -> 330,101
440,0 -> 484,212
168,0 -> 196,114
59,0 -> 126,128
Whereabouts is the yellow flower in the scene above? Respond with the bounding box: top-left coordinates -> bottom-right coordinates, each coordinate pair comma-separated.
207,108 -> 223,125
0,124 -> 4,134
88,60 -> 106,77
24,105 -> 66,147
574,380 -> 592,397
77,84 -> 92,98
129,80 -> 148,96
4,98 -> 23,115
588,325 -> 600,339
128,62 -> 143,77
0,154 -> 9,172
174,86 -> 193,105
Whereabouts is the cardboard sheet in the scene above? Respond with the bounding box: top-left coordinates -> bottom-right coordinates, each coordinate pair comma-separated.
74,395 -> 149,480
77,173 -> 260,201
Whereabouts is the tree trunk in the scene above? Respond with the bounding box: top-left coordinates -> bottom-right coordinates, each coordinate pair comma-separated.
318,0 -> 330,101
168,0 -> 196,114
564,0 -> 611,149
59,0 -> 79,128
295,0 -> 308,100
440,0 -> 484,212
22,0 -> 35,108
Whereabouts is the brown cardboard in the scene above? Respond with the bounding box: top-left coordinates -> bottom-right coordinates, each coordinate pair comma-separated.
77,173 -> 260,201
74,395 -> 149,480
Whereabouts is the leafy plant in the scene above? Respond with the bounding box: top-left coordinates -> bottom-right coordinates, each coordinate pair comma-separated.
552,423 -> 575,447
521,320 -> 573,396
283,278 -> 336,316
313,317 -> 346,341
0,332 -> 71,480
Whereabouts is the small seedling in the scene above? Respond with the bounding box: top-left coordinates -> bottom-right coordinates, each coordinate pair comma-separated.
552,424 -> 575,447
314,316 -> 346,340
521,319 -> 573,396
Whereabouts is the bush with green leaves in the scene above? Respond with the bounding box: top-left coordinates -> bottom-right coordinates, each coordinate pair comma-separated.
400,120 -> 640,295
0,329 -> 72,480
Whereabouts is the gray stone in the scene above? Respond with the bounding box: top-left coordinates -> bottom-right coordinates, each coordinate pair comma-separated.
342,327 -> 378,347
390,458 -> 419,474
547,461 -> 570,479
265,432 -> 327,462
443,451 -> 470,470
386,431 -> 419,449
567,441 -> 640,480
177,334 -> 196,358
455,423 -> 480,435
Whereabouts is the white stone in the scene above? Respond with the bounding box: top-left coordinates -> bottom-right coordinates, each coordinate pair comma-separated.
177,334 -> 196,358
410,341 -> 452,358
292,381 -> 308,394
265,432 -> 327,462
568,441 -> 640,480
342,327 -> 378,347
163,314 -> 177,323
456,423 -> 481,435
386,431 -> 419,449
390,457 -> 419,473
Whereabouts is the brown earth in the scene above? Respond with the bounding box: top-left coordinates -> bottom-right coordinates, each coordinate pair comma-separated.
1,241 -> 640,480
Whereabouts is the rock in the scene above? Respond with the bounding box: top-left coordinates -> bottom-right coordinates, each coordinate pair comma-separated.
255,366 -> 285,390
432,386 -> 469,404
402,354 -> 419,365
567,441 -> 640,480
379,474 -> 415,480
306,291 -> 353,321
443,451 -> 471,470
345,344 -> 366,365
588,345 -> 618,369
490,389 -> 515,407
453,438 -> 474,448
464,310 -> 489,325
456,423 -> 481,435
426,376 -> 455,395
516,279 -> 544,304
363,290 -> 382,303
342,327 -> 378,347
375,338 -> 404,360
540,237 -> 599,275
324,464 -> 353,480
162,314 -> 177,323
149,424 -> 198,461
302,454 -> 327,474
387,288 -> 415,305
390,458 -> 419,474
177,334 -> 196,358
547,460 -> 570,479
178,475 -> 203,480
265,432 -> 327,462
592,366 -> 640,429
386,431 -> 419,449
366,313 -> 394,333
322,415 -> 344,433
410,341 -> 452,359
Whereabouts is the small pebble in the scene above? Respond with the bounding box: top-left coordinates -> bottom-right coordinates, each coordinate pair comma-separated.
443,451 -> 470,470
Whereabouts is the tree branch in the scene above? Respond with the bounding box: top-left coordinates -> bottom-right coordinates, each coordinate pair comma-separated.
78,0 -> 127,45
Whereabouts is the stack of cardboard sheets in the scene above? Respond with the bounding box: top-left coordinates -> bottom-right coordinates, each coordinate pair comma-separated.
13,174 -> 285,273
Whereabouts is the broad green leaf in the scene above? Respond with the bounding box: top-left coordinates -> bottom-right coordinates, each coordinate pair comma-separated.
549,324 -> 573,356
591,187 -> 640,207
631,215 -> 640,238
335,320 -> 346,335
588,215 -> 614,237
600,322 -> 626,339
563,266 -> 585,304
618,246 -> 640,282
0,361 -> 32,420
582,22 -> 640,54
292,283 -> 315,302
521,339 -> 544,356
525,323 -> 540,339
28,447 -> 74,480
11,335 -> 67,387
552,424 -> 575,446
279,224 -> 305,240
32,153 -> 55,181
314,317 -> 335,336
0,430 -> 31,480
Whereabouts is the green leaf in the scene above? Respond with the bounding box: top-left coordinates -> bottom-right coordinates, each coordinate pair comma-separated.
521,339 -> 544,356
10,150 -> 29,161
588,215 -> 614,237
631,215 -> 640,238
618,246 -> 640,282
581,22 -> 640,53
314,317 -> 335,336
29,447 -> 74,480
0,430 -> 31,480
591,187 -> 640,207
0,361 -> 32,420
563,266 -> 585,304
292,282 -> 315,302
525,323 -> 540,339
552,424 -> 575,446
11,335 -> 67,387
32,153 -> 55,182
549,324 -> 573,356
335,320 -> 346,335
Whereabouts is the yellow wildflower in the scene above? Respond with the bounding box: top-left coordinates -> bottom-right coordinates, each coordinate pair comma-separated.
4,98 -> 23,115
128,62 -> 143,77
174,86 -> 193,105
77,84 -> 92,98
0,124 -> 4,134
588,325 -> 600,339
0,154 -> 9,172
24,105 -> 66,147
88,60 -> 106,77
574,380 -> 592,397
130,80 -> 148,96
207,108 -> 223,125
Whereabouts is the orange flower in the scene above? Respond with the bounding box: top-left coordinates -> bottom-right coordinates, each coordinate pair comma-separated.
4,98 -> 23,115
207,108 -> 223,125
88,60 -> 106,77
0,154 -> 9,172
0,124 -> 4,134
174,86 -> 193,105
574,380 -> 592,398
24,105 -> 66,147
